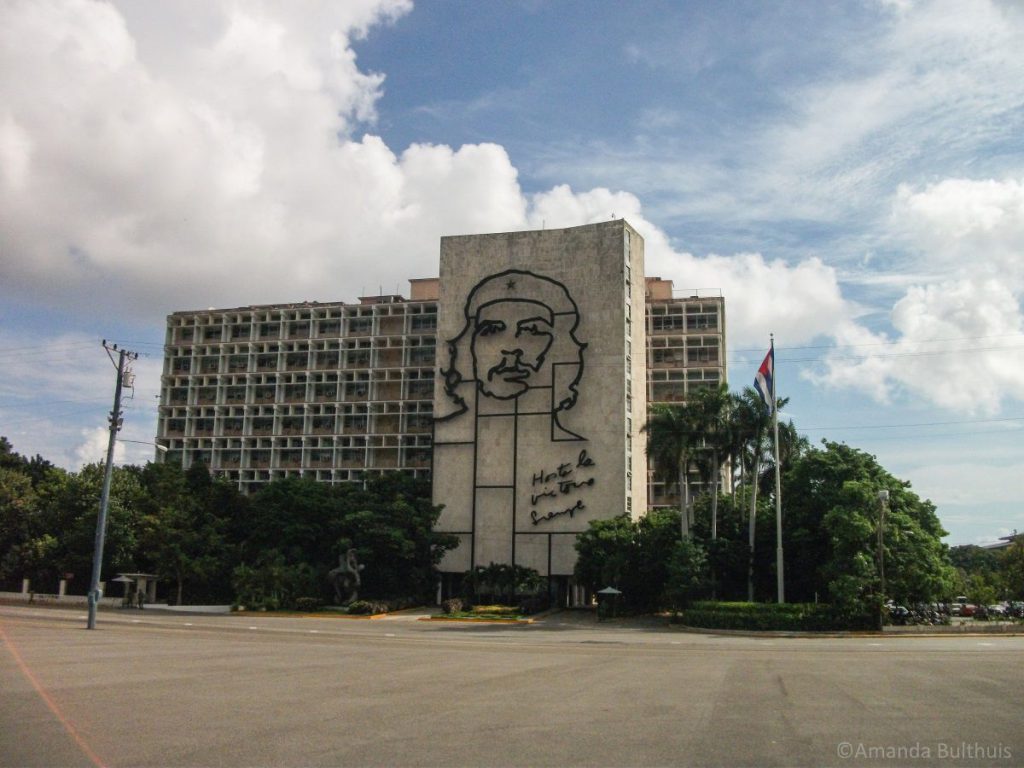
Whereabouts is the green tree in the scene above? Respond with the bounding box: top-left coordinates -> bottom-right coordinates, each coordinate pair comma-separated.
0,438 -> 65,588
574,508 -> 690,612
573,514 -> 636,596
727,388 -> 788,600
1000,538 -> 1024,599
343,473 -> 458,600
53,463 -> 148,588
0,467 -> 36,573
644,403 -> 702,536
687,384 -> 733,540
690,491 -> 758,600
137,463 -> 232,605
783,442 -> 955,616
948,544 -> 1002,600
0,436 -> 56,487
237,473 -> 453,606
663,537 -> 709,610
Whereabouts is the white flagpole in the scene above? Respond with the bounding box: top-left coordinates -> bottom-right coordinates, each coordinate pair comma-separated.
771,334 -> 785,603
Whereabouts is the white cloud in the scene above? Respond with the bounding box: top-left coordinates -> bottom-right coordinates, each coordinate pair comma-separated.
74,426 -> 126,468
892,177 -> 1024,287
4,0 -> 1020,428
902,460 -> 1024,508
815,177 -> 1024,414
523,185 -> 854,348
0,0 -> 421,313
0,0 -> 857,363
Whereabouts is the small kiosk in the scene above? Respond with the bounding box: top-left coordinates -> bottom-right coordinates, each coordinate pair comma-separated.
115,573 -> 159,608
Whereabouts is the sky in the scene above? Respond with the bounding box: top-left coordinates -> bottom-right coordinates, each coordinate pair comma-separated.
1,0 -> 1022,545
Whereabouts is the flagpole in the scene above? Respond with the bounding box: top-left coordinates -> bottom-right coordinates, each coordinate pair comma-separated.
771,334 -> 785,603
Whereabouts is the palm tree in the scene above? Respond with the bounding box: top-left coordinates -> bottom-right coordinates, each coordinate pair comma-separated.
731,387 -> 774,600
688,384 -> 733,540
643,402 -> 701,537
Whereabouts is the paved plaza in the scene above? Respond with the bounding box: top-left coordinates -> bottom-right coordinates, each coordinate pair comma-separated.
2,604 -> 1022,767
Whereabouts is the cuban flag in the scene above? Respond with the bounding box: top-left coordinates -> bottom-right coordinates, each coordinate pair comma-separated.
754,345 -> 774,412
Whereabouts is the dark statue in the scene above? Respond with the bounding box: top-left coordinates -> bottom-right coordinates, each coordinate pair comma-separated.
328,548 -> 364,604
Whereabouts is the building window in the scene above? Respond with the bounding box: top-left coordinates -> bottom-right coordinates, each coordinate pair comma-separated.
349,318 -> 372,334
411,314 -> 437,332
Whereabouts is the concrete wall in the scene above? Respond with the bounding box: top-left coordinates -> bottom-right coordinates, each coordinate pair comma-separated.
432,220 -> 647,576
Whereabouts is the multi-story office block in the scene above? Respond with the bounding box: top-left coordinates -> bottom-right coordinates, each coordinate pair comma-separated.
158,227 -> 726,515
158,280 -> 440,494
644,277 -> 727,509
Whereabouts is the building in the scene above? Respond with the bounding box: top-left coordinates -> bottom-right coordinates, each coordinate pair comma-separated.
645,276 -> 726,508
156,222 -> 726,515
159,280 -> 440,494
431,221 -> 648,587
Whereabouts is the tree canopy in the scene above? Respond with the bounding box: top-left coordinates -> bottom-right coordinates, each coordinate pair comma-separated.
0,436 -> 456,608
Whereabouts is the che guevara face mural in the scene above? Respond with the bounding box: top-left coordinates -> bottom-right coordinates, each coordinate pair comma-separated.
440,269 -> 587,424
472,299 -> 554,400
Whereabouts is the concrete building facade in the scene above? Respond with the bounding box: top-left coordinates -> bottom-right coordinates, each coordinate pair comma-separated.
158,281 -> 440,494
156,221 -> 726,567
431,221 -> 648,578
644,277 -> 727,508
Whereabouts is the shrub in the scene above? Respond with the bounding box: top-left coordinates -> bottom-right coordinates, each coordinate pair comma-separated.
673,601 -> 875,632
517,596 -> 550,616
347,599 -> 388,615
462,563 -> 543,605
386,596 -> 419,612
663,538 -> 710,610
471,605 -> 518,615
294,597 -> 323,612
231,556 -> 319,611
441,598 -> 463,615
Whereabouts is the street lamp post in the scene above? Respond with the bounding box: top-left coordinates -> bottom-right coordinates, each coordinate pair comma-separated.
121,439 -> 169,462
877,490 -> 889,596
877,489 -> 889,628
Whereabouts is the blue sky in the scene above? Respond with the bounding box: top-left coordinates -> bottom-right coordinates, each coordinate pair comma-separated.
1,0 -> 1022,544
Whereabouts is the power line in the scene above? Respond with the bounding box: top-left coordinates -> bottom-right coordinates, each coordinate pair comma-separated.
801,416 -> 1024,432
730,331 -> 1024,355
727,344 -> 1024,365
0,397 -> 110,409
0,340 -> 100,354
0,406 -> 115,427
833,426 -> 1024,443
780,345 -> 1024,364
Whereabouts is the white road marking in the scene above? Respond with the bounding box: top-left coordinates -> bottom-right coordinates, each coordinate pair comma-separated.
131,620 -> 141,624
385,633 -> 396,637
183,623 -> 193,627
248,626 -> 258,630
978,642 -> 994,647
309,630 -> 319,634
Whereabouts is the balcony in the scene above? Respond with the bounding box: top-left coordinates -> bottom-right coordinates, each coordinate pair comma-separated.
312,418 -> 335,434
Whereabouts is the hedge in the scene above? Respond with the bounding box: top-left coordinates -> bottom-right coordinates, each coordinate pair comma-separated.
673,601 -> 876,631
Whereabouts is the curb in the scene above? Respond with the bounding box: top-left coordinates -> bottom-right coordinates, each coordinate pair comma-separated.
669,623 -> 1024,638
419,616 -> 535,624
230,610 -> 389,620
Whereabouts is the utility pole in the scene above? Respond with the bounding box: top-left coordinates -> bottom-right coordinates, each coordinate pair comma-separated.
87,341 -> 137,630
